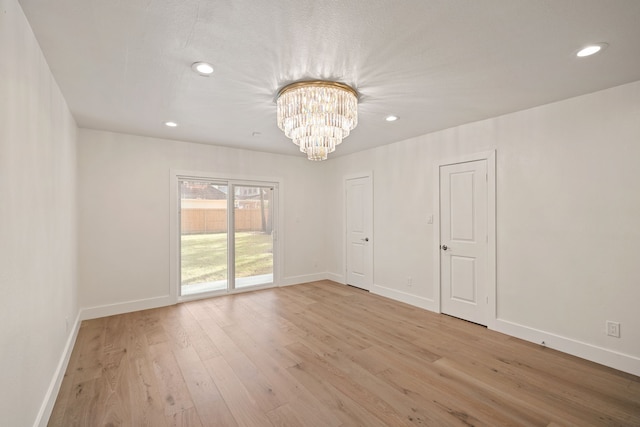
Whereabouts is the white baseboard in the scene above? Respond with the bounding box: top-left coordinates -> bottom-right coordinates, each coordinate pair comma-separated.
371,284 -> 437,312
280,273 -> 330,287
494,318 -> 640,377
367,285 -> 640,376
80,294 -> 175,320
34,312 -> 82,427
81,276 -> 339,319
325,272 -> 345,284
62,289 -> 640,379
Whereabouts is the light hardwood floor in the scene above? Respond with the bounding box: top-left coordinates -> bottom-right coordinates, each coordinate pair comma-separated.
49,281 -> 640,426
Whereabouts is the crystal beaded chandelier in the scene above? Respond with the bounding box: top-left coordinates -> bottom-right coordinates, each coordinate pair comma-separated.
276,81 -> 358,161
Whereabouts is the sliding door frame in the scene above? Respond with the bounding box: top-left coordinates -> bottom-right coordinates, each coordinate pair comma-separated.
170,170 -> 283,303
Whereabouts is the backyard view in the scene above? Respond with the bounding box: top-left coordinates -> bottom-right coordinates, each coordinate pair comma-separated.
180,179 -> 274,295
181,231 -> 273,285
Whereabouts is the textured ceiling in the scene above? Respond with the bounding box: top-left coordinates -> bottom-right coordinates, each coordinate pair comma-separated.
18,0 -> 640,158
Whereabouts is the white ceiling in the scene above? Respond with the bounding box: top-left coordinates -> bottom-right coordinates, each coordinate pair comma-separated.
18,0 -> 640,158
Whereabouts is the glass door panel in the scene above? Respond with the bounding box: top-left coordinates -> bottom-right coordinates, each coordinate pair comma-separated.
179,179 -> 228,296
233,185 -> 274,289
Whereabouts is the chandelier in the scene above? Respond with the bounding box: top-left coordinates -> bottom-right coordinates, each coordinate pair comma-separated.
276,81 -> 358,161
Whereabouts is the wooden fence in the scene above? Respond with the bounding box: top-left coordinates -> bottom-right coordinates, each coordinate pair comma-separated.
181,208 -> 270,234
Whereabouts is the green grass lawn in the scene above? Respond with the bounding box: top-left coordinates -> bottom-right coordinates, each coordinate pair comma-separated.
181,232 -> 273,285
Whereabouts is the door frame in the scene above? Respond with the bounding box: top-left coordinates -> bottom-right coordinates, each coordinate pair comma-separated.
343,171 -> 374,289
433,151 -> 496,329
169,169 -> 284,303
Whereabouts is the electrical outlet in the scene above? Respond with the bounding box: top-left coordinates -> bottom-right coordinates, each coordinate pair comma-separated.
407,276 -> 413,287
606,321 -> 620,338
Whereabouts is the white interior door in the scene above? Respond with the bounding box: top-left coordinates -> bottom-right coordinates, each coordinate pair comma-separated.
440,160 -> 488,325
346,176 -> 373,290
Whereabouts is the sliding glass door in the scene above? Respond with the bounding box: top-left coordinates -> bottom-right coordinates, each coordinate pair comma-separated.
179,178 -> 276,298
179,180 -> 228,296
234,185 -> 274,289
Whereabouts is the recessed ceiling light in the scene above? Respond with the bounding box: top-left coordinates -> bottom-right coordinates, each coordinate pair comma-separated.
385,115 -> 399,122
191,62 -> 214,76
576,43 -> 608,58
164,121 -> 178,127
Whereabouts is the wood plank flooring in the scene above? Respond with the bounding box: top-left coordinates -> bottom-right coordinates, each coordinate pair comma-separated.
49,281 -> 640,426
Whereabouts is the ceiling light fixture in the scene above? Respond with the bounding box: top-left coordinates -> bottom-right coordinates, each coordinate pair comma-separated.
164,121 -> 178,127
191,62 -> 214,76
576,43 -> 608,57
276,81 -> 358,161
385,115 -> 399,122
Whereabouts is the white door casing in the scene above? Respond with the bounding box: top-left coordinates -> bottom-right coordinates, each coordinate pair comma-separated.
170,170 -> 283,303
346,175 -> 373,290
440,159 -> 489,325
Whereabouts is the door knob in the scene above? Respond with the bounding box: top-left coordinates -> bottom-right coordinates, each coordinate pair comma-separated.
441,244 -> 448,251
362,237 -> 369,242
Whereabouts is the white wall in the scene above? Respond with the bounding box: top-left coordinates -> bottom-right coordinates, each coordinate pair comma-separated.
0,0 -> 78,425
77,129 -> 327,312
325,80 -> 640,374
